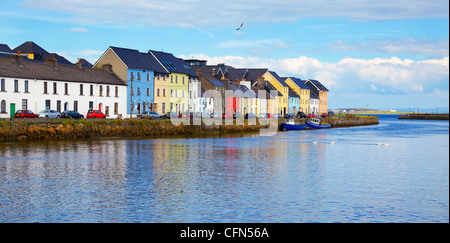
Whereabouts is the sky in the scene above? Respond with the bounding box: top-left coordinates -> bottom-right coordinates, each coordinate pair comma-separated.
0,0 -> 448,110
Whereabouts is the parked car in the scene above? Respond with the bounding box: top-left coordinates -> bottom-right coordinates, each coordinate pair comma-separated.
328,111 -> 335,117
307,114 -> 315,118
140,111 -> 164,119
14,110 -> 39,118
87,110 -> 106,118
39,110 -> 61,118
222,113 -> 233,119
245,113 -> 257,119
61,110 -> 84,119
296,112 -> 307,118
321,113 -> 330,117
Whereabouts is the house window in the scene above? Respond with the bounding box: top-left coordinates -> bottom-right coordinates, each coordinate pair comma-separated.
53,82 -> 57,94
182,77 -> 185,84
137,87 -> 141,96
157,89 -> 160,96
162,103 -> 165,113
99,85 -> 103,96
114,103 -> 118,115
171,89 -> 173,97
0,79 -> 5,91
147,88 -> 150,96
171,76 -> 173,83
24,80 -> 29,93
163,89 -> 165,97
22,99 -> 27,110
74,101 -> 78,112
147,73 -> 150,81
80,84 -> 84,95
175,76 -> 178,83
57,100 -> 61,112
1,100 -> 6,113
90,85 -> 94,96
137,72 -> 141,81
14,80 -> 18,92
115,86 -> 118,97
45,100 -> 51,110
44,82 -> 48,94
64,83 -> 68,95
89,101 -> 93,110
106,86 -> 110,97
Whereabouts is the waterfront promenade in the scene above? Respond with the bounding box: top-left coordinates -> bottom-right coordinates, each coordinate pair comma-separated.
0,116 -> 378,142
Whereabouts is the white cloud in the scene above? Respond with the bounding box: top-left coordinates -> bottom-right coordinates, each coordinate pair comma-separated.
69,27 -> 88,32
20,0 -> 449,28
180,54 -> 449,94
327,38 -> 449,57
217,39 -> 291,49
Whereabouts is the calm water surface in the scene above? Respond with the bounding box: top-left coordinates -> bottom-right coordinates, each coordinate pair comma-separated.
0,115 -> 448,222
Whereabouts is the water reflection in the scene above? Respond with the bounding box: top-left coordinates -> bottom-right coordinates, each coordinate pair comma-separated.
0,117 -> 448,222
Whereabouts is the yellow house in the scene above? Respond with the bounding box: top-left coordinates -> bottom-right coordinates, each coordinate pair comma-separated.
284,77 -> 311,114
149,50 -> 197,114
262,71 -> 289,116
153,74 -> 170,114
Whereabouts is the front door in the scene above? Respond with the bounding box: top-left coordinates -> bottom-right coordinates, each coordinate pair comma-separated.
10,103 -> 15,118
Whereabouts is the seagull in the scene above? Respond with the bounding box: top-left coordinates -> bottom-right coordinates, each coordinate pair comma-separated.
312,140 -> 318,144
236,23 -> 243,31
377,141 -> 383,146
383,141 -> 390,146
330,140 -> 336,144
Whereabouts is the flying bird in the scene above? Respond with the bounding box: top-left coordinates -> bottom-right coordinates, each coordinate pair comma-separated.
236,23 -> 243,31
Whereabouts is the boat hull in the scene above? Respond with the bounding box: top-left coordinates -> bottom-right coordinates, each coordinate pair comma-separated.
282,123 -> 307,130
306,121 -> 331,129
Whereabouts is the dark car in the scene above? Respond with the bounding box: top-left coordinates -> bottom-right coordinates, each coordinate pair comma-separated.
61,110 -> 84,119
14,110 -> 39,118
245,113 -> 257,119
297,112 -> 307,118
321,113 -> 329,117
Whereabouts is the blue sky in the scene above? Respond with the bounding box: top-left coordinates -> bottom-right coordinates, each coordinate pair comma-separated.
1,0 -> 448,110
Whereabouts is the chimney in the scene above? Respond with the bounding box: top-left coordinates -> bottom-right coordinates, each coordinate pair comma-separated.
233,79 -> 240,87
76,61 -> 82,69
103,64 -> 113,72
211,68 -> 215,76
257,77 -> 265,89
45,58 -> 58,69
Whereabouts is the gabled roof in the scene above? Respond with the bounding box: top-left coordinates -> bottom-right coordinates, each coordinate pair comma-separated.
108,46 -> 168,74
288,88 -> 300,98
149,50 -> 198,78
267,71 -> 288,87
306,79 -> 329,91
0,44 -> 13,53
13,41 -> 49,55
0,57 -> 125,86
285,77 -> 310,90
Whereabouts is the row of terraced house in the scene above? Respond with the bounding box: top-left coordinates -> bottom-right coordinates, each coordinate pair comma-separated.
0,41 -> 328,119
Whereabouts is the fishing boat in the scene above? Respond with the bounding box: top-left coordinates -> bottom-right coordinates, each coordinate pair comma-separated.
282,119 -> 306,131
306,118 -> 331,129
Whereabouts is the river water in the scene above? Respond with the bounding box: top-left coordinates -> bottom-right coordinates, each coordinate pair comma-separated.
0,115 -> 448,223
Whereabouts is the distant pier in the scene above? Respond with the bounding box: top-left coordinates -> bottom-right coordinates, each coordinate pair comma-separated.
398,113 -> 449,120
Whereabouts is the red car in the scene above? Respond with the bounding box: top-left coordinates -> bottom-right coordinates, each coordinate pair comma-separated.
87,110 -> 106,118
307,114 -> 315,118
14,110 -> 39,118
222,113 -> 233,118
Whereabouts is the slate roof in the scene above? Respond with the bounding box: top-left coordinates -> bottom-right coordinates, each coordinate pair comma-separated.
286,77 -> 310,90
308,79 -> 329,91
109,46 -> 168,74
13,41 -> 49,55
267,71 -> 288,86
289,89 -> 300,98
0,56 -> 125,86
149,50 -> 198,78
0,44 -> 13,53
304,79 -> 329,98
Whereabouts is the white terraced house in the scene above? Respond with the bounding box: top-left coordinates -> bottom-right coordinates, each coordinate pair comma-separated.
0,55 -> 127,119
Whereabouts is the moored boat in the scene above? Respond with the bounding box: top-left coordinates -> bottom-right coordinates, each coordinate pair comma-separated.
306,118 -> 331,129
282,119 -> 306,131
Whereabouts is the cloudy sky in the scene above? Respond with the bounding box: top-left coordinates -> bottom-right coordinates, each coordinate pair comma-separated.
1,0 -> 448,109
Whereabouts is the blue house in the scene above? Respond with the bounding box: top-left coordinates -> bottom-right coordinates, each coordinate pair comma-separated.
288,88 -> 300,116
94,46 -> 169,117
